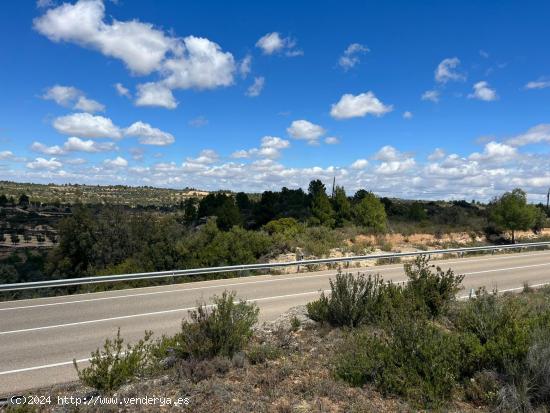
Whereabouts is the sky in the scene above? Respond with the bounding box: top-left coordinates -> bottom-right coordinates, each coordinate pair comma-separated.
1,0 -> 550,201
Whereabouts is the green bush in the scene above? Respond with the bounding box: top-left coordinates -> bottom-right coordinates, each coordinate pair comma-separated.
405,256 -> 464,318
177,291 -> 259,359
246,343 -> 282,364
306,272 -> 387,327
454,289 -> 531,373
334,320 -> 465,408
74,329 -> 154,392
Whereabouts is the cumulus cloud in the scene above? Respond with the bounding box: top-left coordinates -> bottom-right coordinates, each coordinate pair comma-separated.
435,57 -> 464,83
232,136 -> 290,159
125,121 -> 175,146
114,82 -> 131,98
324,136 -> 340,144
246,76 -> 265,97
468,81 -> 498,101
330,92 -> 392,119
43,84 -> 105,113
34,0 -> 236,106
135,82 -> 178,109
421,90 -> 440,102
403,111 -> 413,119
53,113 -> 122,138
103,156 -> 128,168
338,43 -> 369,70
428,148 -> 446,161
469,141 -> 517,162
255,32 -> 301,56
186,149 -> 219,165
26,157 -> 62,170
32,137 -> 117,154
287,120 -> 326,144
351,159 -> 368,169
0,151 -> 15,160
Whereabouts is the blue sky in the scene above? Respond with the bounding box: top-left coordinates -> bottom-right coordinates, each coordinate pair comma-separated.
1,0 -> 550,200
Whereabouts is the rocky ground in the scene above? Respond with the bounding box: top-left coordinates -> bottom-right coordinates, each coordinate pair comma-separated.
5,306 -> 487,413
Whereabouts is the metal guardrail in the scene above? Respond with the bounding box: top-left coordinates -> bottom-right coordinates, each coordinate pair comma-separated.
1,241 -> 549,292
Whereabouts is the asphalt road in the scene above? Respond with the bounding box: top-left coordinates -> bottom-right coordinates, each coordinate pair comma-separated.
1,249 -> 550,395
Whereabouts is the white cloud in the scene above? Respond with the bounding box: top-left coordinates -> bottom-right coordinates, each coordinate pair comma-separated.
35,1 -> 236,101
435,57 -> 464,83
255,32 -> 301,56
74,96 -> 105,113
469,141 -> 517,162
124,121 -> 175,146
374,145 -> 401,162
479,50 -> 489,59
324,136 -> 340,144
43,85 -> 80,106
0,151 -> 14,160
338,43 -> 369,70
31,142 -> 64,156
63,137 -> 116,152
32,137 -> 116,154
428,148 -> 446,161
232,136 -> 290,159
330,92 -> 392,119
376,158 -> 416,175
162,36 -> 235,90
43,84 -> 104,113
403,111 -> 413,119
351,159 -> 368,169
239,54 -> 252,78
468,81 -> 498,101
287,120 -> 326,143
246,76 -> 265,97
506,124 -> 550,147
34,0 -> 179,75
135,82 -> 178,109
114,82 -> 131,98
103,156 -> 128,168
27,157 -> 62,170
524,79 -> 550,90
186,149 -> 219,165
53,113 -> 122,138
421,90 -> 440,102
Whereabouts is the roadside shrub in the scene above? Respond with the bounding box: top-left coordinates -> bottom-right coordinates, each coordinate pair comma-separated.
246,343 -> 282,364
306,272 -> 386,327
334,319 -> 465,408
176,356 -> 231,383
74,329 -> 153,392
405,255 -> 464,318
455,289 -> 531,373
177,291 -> 259,359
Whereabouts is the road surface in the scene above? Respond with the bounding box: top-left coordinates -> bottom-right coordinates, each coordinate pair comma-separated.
1,249 -> 550,394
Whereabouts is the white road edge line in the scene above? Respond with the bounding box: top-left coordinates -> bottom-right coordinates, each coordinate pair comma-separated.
2,250 -> 550,312
4,279 -> 550,377
0,290 -> 329,336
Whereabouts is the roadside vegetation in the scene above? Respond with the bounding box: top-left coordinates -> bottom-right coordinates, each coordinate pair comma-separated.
11,258 -> 550,412
1,181 -> 548,301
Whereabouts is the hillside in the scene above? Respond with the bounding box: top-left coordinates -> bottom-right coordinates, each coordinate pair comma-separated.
0,181 -> 208,207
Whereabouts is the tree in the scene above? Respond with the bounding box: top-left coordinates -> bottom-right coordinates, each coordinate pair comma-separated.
0,194 -> 8,207
183,197 -> 198,224
0,264 -> 18,284
18,193 -> 30,207
198,193 -> 241,230
531,206 -> 547,234
308,180 -> 335,227
489,188 -> 537,243
352,192 -> 387,232
332,186 -> 351,227
10,233 -> 19,245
